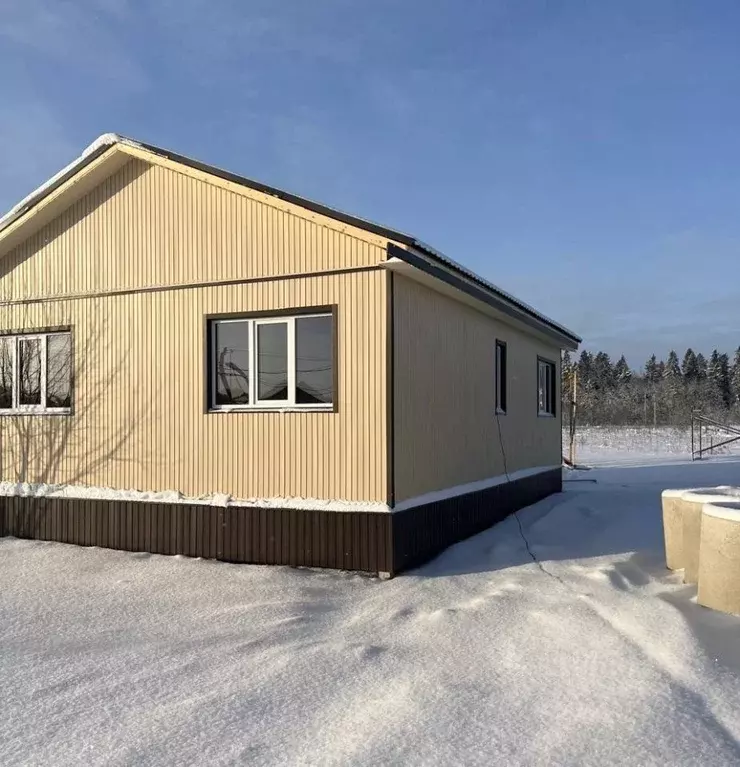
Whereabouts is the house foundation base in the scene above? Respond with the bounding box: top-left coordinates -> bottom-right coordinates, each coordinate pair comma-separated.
0,468 -> 562,576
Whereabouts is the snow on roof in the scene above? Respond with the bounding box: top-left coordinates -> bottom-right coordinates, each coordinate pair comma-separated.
0,133 -> 143,234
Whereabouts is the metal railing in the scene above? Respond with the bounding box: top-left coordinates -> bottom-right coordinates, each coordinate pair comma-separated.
691,411 -> 740,460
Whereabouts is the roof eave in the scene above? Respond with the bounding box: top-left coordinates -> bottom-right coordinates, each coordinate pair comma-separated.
0,133 -> 581,351
387,243 -> 581,349
0,134 -> 132,236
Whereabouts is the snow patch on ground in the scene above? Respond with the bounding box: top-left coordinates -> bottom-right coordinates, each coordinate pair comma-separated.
566,425 -> 740,467
2,458 -> 740,765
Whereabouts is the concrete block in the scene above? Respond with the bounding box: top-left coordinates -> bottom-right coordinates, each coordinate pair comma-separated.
679,488 -> 740,585
661,489 -> 685,570
698,502 -> 740,616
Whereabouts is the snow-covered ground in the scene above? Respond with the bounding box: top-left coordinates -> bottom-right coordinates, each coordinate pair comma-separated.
567,425 -> 740,467
2,458 -> 740,766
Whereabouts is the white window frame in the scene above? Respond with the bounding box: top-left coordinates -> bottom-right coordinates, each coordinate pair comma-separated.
254,317 -> 293,407
537,358 -> 556,417
210,312 -> 333,412
0,332 -> 73,415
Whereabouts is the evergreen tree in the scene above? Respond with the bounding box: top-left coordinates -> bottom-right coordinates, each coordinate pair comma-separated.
593,351 -> 614,389
567,344 -> 738,426
645,354 -> 659,383
664,350 -> 682,379
695,352 -> 708,380
708,349 -> 722,383
614,355 -> 631,383
720,353 -> 731,406
661,350 -> 684,418
561,350 -> 574,407
708,350 -> 731,408
731,347 -> 740,407
681,348 -> 699,380
578,350 -> 594,387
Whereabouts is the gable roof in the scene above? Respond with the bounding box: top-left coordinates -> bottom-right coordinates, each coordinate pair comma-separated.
0,134 -> 580,348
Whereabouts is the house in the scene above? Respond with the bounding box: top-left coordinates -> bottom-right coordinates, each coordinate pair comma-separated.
0,134 -> 580,576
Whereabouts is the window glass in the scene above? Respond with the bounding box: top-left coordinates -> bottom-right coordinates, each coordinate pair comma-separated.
538,360 -> 556,415
295,316 -> 333,404
257,322 -> 288,401
495,341 -> 507,413
538,364 -> 546,412
209,313 -> 334,409
19,338 -> 42,407
0,338 -> 12,409
214,321 -> 250,406
46,334 -> 72,409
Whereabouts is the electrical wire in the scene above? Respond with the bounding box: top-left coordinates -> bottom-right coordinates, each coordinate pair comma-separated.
495,408 -> 543,568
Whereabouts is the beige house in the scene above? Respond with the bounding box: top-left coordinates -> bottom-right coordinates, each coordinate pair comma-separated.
0,134 -> 579,574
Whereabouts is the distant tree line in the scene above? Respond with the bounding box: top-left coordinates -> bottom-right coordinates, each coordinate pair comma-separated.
562,347 -> 740,427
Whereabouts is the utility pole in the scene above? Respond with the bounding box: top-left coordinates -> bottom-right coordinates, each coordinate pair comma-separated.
653,389 -> 657,429
644,391 -> 648,425
569,365 -> 578,466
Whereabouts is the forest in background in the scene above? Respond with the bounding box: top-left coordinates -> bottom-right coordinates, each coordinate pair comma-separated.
562,347 -> 740,427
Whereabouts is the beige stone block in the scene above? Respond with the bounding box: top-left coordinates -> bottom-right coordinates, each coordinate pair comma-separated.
661,489 -> 685,570
698,502 -> 740,616
679,488 -> 740,585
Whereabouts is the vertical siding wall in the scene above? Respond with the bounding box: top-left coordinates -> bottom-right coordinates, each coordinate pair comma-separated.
0,159 -> 386,300
0,160 -> 389,503
393,275 -> 561,503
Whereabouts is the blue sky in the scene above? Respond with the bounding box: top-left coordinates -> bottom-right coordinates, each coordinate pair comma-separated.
2,1 -> 740,367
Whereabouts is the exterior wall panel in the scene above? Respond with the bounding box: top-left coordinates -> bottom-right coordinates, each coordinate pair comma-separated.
0,159 -> 389,503
0,159 -> 388,303
393,275 -> 562,503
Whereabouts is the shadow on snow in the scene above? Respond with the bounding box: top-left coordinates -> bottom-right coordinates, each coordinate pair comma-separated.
411,458 -> 740,579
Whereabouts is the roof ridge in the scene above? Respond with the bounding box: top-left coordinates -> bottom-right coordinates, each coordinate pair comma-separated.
0,134 -> 580,345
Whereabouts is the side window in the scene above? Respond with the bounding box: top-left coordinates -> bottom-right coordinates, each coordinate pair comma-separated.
210,311 -> 334,410
0,331 -> 73,414
537,358 -> 556,416
495,340 -> 507,414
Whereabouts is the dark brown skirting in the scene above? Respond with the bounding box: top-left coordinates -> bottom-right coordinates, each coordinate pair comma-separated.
390,467 -> 563,573
0,469 -> 561,576
0,498 -> 393,573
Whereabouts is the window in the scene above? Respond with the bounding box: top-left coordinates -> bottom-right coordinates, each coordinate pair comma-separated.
0,331 -> 73,414
538,358 -> 556,416
495,340 -> 507,414
210,312 -> 334,410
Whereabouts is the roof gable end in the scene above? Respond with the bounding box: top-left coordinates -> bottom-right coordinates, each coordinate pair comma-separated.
0,134 -> 580,347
